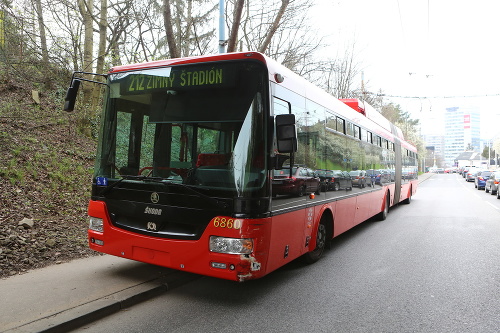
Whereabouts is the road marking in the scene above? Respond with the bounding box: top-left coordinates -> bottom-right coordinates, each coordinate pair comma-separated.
486,201 -> 500,210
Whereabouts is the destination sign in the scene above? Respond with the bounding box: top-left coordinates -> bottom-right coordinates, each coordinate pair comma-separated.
119,65 -> 234,95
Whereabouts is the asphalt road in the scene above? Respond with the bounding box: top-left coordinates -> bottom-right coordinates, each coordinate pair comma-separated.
75,174 -> 500,333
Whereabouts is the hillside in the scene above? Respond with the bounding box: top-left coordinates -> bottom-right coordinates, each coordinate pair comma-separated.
0,74 -> 99,278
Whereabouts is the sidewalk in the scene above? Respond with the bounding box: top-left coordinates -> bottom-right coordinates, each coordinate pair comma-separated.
418,172 -> 434,183
0,255 -> 199,332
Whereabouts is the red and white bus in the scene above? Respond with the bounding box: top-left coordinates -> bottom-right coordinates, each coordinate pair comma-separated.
65,52 -> 418,281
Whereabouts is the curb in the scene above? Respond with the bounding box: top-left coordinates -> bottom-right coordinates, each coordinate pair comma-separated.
418,173 -> 434,184
6,271 -> 200,333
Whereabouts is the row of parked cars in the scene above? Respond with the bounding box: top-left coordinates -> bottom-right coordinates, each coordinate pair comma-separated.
272,167 -> 395,197
461,166 -> 500,198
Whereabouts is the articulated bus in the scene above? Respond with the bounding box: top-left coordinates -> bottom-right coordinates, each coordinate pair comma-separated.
64,52 -> 418,281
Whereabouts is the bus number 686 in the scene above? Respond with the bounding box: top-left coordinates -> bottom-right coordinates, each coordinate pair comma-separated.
213,217 -> 241,229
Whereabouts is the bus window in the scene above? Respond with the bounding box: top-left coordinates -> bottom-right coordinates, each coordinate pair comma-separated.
273,97 -> 290,115
382,138 -> 388,149
198,127 -> 220,153
326,114 -> 336,132
336,117 -> 345,134
354,125 -> 360,140
346,122 -> 354,137
360,128 -> 367,142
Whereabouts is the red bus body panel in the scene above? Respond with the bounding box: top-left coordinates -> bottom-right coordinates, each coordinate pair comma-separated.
88,178 -> 417,281
87,52 -> 419,281
88,200 -> 273,281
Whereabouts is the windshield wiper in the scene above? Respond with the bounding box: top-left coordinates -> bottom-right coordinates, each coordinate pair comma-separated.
98,175 -> 162,196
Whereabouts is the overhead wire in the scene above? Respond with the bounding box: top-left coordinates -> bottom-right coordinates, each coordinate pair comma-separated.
371,93 -> 500,99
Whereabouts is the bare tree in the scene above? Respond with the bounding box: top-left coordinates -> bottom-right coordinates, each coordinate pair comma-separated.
163,0 -> 180,58
33,0 -> 48,66
319,42 -> 361,99
95,0 -> 107,75
258,0 -> 289,53
224,0 -> 321,75
77,0 -> 94,102
78,0 -> 94,72
227,0 -> 244,53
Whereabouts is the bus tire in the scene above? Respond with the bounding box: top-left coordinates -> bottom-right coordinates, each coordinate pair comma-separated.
402,187 -> 412,204
302,215 -> 328,264
376,193 -> 390,221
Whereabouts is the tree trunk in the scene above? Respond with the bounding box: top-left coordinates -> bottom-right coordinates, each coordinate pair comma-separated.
163,0 -> 180,58
258,0 -> 289,53
95,0 -> 107,75
34,0 -> 50,87
78,0 -> 94,101
34,0 -> 48,65
92,0 -> 107,111
227,0 -> 244,53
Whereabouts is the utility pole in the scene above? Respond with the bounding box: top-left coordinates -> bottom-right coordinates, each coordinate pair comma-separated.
218,0 -> 226,53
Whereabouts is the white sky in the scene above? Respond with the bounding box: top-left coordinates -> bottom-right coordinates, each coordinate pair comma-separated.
311,0 -> 500,140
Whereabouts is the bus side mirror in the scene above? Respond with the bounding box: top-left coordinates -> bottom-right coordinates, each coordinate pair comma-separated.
276,114 -> 297,153
63,79 -> 81,112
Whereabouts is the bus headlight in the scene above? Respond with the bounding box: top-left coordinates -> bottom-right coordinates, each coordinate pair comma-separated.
89,217 -> 104,232
209,236 -> 253,254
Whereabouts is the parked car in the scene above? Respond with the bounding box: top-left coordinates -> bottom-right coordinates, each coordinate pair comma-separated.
273,167 -> 320,197
475,170 -> 492,190
465,168 -> 480,182
366,169 -> 391,185
459,166 -> 472,176
462,166 -> 477,178
316,169 -> 352,191
331,170 -> 353,190
349,170 -> 367,188
379,169 -> 393,184
485,171 -> 500,195
316,169 -> 335,191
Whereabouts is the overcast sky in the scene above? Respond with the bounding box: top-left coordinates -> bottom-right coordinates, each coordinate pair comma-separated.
311,0 -> 500,140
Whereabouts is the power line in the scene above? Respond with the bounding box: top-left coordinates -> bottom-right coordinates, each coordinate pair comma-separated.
370,93 -> 500,99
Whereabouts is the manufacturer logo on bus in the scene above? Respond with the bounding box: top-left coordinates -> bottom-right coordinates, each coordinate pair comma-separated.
144,206 -> 162,215
146,222 -> 157,231
151,192 -> 159,203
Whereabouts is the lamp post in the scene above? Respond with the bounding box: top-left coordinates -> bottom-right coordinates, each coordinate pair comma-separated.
218,0 -> 226,53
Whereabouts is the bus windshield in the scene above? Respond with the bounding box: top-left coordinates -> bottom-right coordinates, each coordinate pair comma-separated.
94,61 -> 268,197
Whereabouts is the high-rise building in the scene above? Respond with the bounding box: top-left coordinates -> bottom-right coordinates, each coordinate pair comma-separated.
443,106 -> 481,166
423,135 -> 445,165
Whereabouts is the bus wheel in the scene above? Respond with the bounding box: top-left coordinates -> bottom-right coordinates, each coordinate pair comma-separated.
402,187 -> 412,204
302,217 -> 327,264
376,193 -> 390,221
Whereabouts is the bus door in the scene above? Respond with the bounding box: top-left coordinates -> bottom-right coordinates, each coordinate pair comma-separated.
268,95 -> 312,267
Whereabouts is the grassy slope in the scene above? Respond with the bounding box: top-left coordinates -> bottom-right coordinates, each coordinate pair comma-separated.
0,76 -> 99,278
